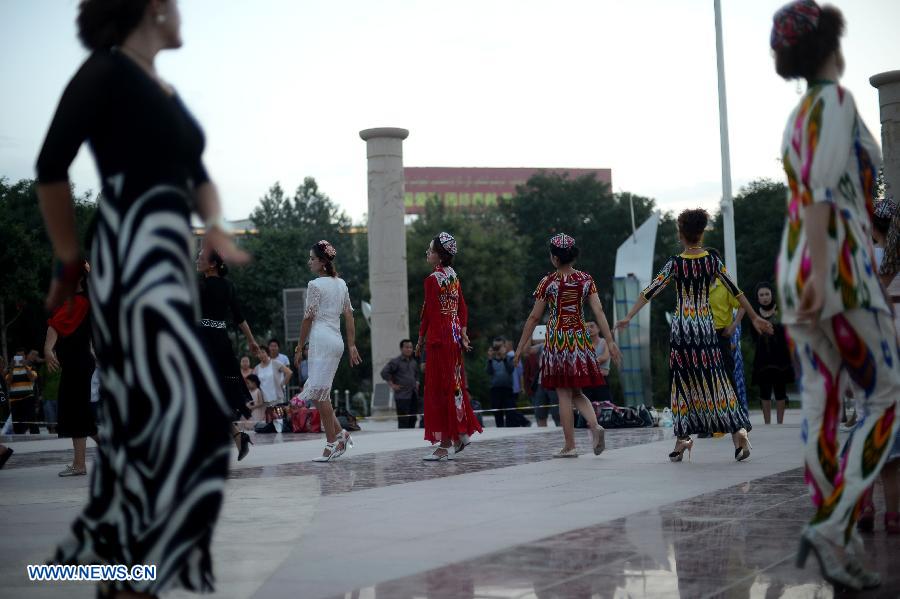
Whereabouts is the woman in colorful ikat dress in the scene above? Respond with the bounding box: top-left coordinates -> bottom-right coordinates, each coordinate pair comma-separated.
514,233 -> 621,458
415,232 -> 482,461
769,1 -> 900,591
615,209 -> 772,463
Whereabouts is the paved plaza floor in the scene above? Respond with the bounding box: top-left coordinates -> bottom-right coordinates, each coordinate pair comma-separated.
1,410 -> 898,598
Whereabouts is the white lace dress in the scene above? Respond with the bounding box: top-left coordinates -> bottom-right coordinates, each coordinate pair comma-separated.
301,276 -> 353,403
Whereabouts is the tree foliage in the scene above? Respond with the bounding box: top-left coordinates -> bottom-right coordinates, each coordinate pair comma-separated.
0,178 -> 95,361
704,178 -> 787,296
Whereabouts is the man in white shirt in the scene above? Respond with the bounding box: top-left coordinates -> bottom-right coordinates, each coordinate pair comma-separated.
268,338 -> 292,400
254,348 -> 292,405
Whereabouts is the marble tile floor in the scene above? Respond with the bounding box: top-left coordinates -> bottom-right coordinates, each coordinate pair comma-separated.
327,470 -> 900,599
3,413 -> 898,599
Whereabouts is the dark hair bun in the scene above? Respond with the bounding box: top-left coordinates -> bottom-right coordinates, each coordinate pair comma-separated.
773,6 -> 845,81
311,242 -> 338,277
677,209 -> 709,244
550,245 -> 579,265
77,0 -> 150,51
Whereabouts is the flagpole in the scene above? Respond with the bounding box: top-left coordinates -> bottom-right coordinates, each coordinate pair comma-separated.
714,0 -> 738,283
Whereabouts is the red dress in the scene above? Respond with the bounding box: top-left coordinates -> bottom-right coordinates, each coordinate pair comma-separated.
533,270 -> 606,389
419,266 -> 483,443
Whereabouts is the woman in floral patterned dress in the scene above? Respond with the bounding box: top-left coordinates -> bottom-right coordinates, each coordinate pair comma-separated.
769,1 -> 900,590
615,209 -> 772,462
514,233 -> 621,458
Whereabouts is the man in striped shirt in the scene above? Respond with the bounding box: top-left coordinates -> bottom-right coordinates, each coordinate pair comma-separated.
5,349 -> 39,434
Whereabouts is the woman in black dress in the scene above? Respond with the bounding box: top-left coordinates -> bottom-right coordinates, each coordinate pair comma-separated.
196,248 -> 260,459
44,260 -> 97,476
35,0 -> 246,595
749,282 -> 794,425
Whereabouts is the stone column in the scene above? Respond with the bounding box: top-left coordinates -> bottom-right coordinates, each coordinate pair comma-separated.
360,127 -> 410,416
871,71 -> 900,201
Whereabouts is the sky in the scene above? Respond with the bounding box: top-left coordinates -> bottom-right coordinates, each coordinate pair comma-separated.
2,0 -> 898,224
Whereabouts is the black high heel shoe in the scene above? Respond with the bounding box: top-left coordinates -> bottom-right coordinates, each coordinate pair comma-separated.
235,432 -> 253,461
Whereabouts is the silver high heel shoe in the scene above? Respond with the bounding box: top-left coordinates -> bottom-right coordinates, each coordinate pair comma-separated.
796,527 -> 864,591
331,430 -> 353,459
313,441 -> 340,463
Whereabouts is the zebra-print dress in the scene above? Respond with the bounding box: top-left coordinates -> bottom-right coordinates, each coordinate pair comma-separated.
36,49 -> 232,594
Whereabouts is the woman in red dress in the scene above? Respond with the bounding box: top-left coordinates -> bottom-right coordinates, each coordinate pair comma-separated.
415,232 -> 483,461
514,233 -> 621,457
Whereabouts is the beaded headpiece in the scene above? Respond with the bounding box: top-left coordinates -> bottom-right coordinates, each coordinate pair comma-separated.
770,0 -> 821,50
438,231 -> 457,255
550,233 -> 576,249
874,198 -> 897,220
317,240 -> 337,259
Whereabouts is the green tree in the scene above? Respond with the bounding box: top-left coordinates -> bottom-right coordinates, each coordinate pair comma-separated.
231,178 -> 370,395
705,178 -> 788,296
0,178 -> 95,361
406,198 -> 527,397
501,172 -> 658,312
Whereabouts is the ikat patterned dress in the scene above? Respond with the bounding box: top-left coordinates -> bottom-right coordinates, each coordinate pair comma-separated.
533,271 -> 605,389
642,252 -> 752,437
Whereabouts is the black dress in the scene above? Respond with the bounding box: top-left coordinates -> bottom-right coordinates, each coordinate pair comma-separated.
36,49 -> 231,594
750,311 -> 795,387
198,275 -> 252,420
54,292 -> 97,438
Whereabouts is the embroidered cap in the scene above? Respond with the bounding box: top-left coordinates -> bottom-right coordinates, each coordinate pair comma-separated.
874,198 -> 897,220
550,233 -> 576,249
317,240 -> 337,259
770,0 -> 821,50
438,231 -> 458,255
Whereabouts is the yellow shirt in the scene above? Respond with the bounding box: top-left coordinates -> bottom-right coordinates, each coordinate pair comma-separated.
709,279 -> 741,330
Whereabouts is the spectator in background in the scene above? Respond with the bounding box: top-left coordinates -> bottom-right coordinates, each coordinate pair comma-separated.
709,272 -> 745,397
6,349 -> 40,434
254,347 -> 292,407
268,338 -> 293,394
381,339 -> 420,428
239,355 -> 253,383
524,341 -> 560,427
26,350 -> 49,432
584,321 -> 612,404
245,374 -> 266,427
486,336 -> 515,427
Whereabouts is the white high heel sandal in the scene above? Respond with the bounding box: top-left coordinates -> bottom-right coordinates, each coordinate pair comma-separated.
313,442 -> 339,463
331,430 -> 353,459
423,446 -> 455,461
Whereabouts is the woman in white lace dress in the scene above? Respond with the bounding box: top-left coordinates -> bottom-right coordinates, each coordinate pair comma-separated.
295,240 -> 361,462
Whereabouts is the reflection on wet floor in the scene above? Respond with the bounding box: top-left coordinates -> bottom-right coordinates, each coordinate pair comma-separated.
329,469 -> 899,599
228,428 -> 668,495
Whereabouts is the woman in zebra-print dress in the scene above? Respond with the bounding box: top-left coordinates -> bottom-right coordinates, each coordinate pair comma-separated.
35,1 -> 245,595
